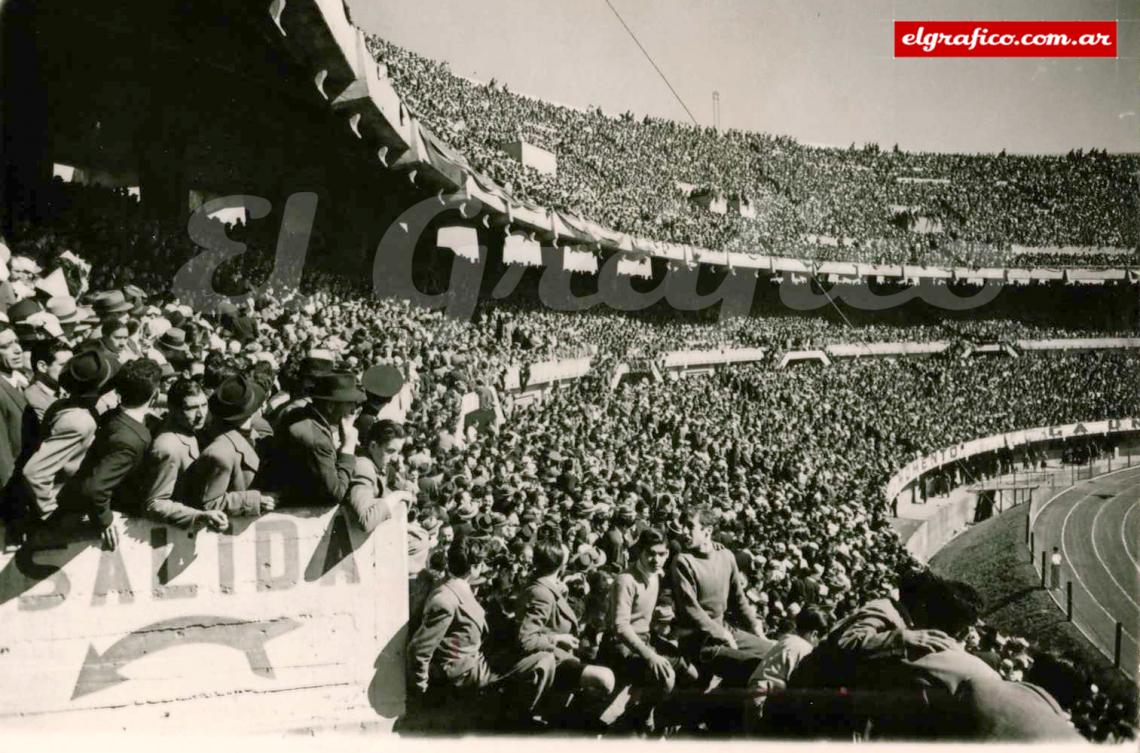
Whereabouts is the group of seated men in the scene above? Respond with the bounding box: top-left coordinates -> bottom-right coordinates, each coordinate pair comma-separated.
406,502 -> 1083,739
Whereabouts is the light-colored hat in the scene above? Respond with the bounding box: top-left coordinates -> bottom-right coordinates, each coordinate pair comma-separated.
46,296 -> 79,324
144,317 -> 173,340
21,311 -> 64,340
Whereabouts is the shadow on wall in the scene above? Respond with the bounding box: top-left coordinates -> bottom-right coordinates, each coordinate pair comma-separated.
369,621 -> 407,718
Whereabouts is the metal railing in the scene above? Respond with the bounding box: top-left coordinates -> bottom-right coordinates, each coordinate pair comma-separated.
1025,453 -> 1140,680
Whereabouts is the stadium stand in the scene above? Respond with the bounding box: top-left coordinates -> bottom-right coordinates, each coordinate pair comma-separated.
0,0 -> 1136,742
367,37 -> 1138,267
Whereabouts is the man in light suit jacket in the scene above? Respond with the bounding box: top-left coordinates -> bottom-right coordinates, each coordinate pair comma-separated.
18,350 -> 116,521
185,374 -> 276,517
347,419 -> 414,532
409,536 -> 556,722
136,378 -> 227,530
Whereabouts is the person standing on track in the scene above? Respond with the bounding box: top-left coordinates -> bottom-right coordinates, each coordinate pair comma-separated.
1049,547 -> 1062,590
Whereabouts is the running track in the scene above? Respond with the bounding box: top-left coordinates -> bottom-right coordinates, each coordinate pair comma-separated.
1032,466 -> 1140,682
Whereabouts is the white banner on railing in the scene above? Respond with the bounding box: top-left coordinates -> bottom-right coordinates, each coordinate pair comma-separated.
884,418 -> 1140,501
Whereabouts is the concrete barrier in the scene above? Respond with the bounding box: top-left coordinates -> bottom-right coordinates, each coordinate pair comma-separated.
896,486 -> 977,564
0,507 -> 407,733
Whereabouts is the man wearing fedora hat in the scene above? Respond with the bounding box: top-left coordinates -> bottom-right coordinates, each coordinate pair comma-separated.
45,297 -> 81,341
155,327 -> 191,370
185,374 -> 277,518
6,297 -> 43,330
259,371 -> 363,507
449,494 -> 479,539
53,358 -> 162,550
263,351 -> 329,427
89,290 -> 134,320
122,285 -> 148,317
17,350 -> 117,521
133,378 -> 227,531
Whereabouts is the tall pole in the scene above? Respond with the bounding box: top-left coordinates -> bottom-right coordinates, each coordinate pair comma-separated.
713,91 -> 721,132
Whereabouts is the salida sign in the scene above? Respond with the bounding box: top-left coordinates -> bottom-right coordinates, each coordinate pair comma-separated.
0,507 -> 408,727
6,515 -> 363,612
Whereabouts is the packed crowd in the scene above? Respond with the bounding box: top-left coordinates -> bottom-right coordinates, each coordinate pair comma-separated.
0,184 -> 1135,740
1010,250 -> 1136,269
367,38 -> 1138,267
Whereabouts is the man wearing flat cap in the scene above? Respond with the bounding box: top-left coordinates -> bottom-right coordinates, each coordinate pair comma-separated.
259,371 -> 363,507
362,363 -> 406,421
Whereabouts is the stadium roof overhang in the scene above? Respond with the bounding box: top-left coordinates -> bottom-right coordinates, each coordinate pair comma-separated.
11,0 -> 417,205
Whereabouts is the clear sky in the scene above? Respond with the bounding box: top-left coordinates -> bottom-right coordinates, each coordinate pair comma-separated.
347,0 -> 1139,155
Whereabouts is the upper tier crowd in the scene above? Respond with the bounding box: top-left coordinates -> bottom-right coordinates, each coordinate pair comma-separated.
0,183 -> 1135,741
367,37 -> 1138,269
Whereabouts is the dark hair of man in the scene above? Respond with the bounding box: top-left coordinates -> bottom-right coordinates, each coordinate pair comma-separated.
278,351 -> 306,395
923,580 -> 982,639
630,526 -> 666,561
897,567 -> 938,609
29,339 -> 71,371
250,361 -> 276,393
428,547 -> 449,575
101,317 -> 128,337
447,536 -> 484,578
531,534 -> 567,578
115,358 -> 162,408
795,606 -> 832,636
166,377 -> 205,412
367,419 -> 406,447
202,354 -> 238,390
